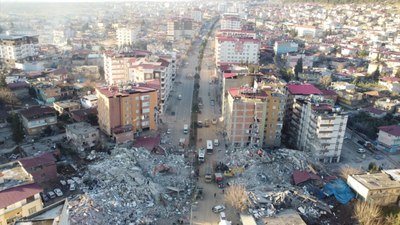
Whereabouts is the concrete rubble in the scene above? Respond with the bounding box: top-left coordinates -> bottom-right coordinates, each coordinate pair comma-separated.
69,147 -> 194,225
225,148 -> 332,221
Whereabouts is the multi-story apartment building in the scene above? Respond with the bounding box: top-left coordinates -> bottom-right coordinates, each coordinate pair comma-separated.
0,162 -> 44,225
66,122 -> 99,150
166,18 -> 194,40
221,13 -> 241,30
217,30 -> 257,39
223,75 -> 286,148
53,100 -> 81,115
0,35 -> 39,66
19,106 -> 57,135
103,51 -> 175,113
15,199 -> 70,225
116,28 -> 138,47
96,85 -> 158,143
33,84 -> 61,104
191,9 -> 202,23
215,35 -> 260,66
288,96 -> 348,163
295,25 -> 321,38
80,94 -> 98,109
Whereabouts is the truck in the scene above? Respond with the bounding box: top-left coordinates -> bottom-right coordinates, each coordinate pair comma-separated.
205,166 -> 213,183
215,172 -> 224,182
198,148 -> 206,162
183,124 -> 189,134
206,140 -> 213,154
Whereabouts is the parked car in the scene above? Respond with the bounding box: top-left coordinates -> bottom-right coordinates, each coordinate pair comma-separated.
47,191 -> 56,199
41,193 -> 49,202
54,188 -> 63,197
212,205 -> 225,213
357,140 -> 365,146
70,183 -> 76,191
167,129 -> 171,134
357,148 -> 366,154
374,154 -> 384,160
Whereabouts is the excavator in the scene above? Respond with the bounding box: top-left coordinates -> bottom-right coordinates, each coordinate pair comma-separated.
223,166 -> 245,177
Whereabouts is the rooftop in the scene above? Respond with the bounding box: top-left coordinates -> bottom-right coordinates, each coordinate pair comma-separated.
0,183 -> 42,209
96,84 -> 157,98
66,122 -> 98,135
350,172 -> 400,191
19,152 -> 56,169
20,106 -> 57,120
53,100 -> 80,108
15,199 -> 68,225
0,161 -> 33,191
228,87 -> 268,99
287,84 -> 322,95
378,125 -> 400,136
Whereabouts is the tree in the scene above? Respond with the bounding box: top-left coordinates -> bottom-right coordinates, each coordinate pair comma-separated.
224,185 -> 251,212
319,76 -> 332,88
368,162 -> 380,173
371,69 -> 380,82
339,165 -> 361,180
11,113 -> 24,144
294,58 -> 303,80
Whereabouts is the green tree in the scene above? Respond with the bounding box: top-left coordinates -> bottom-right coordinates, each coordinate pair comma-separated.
371,69 -> 380,82
11,113 -> 24,144
0,75 -> 6,87
294,58 -> 303,80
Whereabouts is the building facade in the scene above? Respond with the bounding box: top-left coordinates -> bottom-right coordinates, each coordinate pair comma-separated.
215,35 -> 260,65
274,41 -> 299,55
19,106 -> 57,135
347,170 -> 400,206
116,28 -> 137,47
221,14 -> 241,30
0,35 -> 39,66
103,51 -> 175,113
96,85 -> 158,142
0,162 -> 44,225
66,122 -> 99,150
377,125 -> 400,153
167,18 -> 194,40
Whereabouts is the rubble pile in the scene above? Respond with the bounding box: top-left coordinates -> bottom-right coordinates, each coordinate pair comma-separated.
227,148 -> 331,221
69,147 -> 194,225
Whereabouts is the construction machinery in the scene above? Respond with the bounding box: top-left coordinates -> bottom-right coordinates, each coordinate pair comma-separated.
223,166 -> 245,177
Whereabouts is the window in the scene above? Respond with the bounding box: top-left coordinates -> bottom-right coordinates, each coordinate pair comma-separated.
28,206 -> 36,214
26,196 -> 35,203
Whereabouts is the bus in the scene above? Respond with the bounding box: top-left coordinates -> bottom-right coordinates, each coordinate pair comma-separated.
206,140 -> 213,154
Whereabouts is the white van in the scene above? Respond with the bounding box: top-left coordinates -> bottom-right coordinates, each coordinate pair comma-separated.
198,148 -> 206,162
214,139 -> 219,146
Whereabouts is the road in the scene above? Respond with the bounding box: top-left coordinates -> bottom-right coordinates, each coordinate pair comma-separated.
162,40 -> 201,148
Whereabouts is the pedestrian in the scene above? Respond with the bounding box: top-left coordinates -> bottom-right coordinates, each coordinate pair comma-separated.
214,193 -> 216,198
222,189 -> 224,194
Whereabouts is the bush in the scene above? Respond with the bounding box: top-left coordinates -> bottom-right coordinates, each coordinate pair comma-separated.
354,201 -> 383,225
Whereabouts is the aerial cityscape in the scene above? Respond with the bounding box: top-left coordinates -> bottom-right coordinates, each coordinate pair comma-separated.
0,0 -> 400,224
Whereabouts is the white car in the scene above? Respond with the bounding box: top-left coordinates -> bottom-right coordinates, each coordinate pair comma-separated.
167,129 -> 171,134
357,148 -> 366,154
47,191 -> 56,199
70,183 -> 76,191
54,188 -> 63,197
212,205 -> 225,213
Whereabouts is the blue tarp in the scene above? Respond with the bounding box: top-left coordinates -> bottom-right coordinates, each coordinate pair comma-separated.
323,179 -> 355,204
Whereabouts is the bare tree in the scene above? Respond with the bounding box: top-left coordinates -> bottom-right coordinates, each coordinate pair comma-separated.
0,87 -> 19,105
339,165 -> 361,180
224,185 -> 251,212
354,201 -> 383,225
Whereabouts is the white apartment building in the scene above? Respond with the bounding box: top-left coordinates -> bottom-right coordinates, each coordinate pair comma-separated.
80,94 -> 98,109
116,28 -> 137,47
103,51 -> 176,113
290,97 -> 348,163
191,9 -> 202,23
66,122 -> 99,149
296,25 -> 321,38
0,35 -> 39,66
221,14 -> 241,30
217,30 -> 256,39
215,35 -> 260,65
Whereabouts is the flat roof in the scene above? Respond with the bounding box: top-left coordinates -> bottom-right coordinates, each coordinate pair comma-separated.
66,122 -> 97,135
0,161 -> 33,191
350,172 -> 400,191
54,100 -> 80,108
